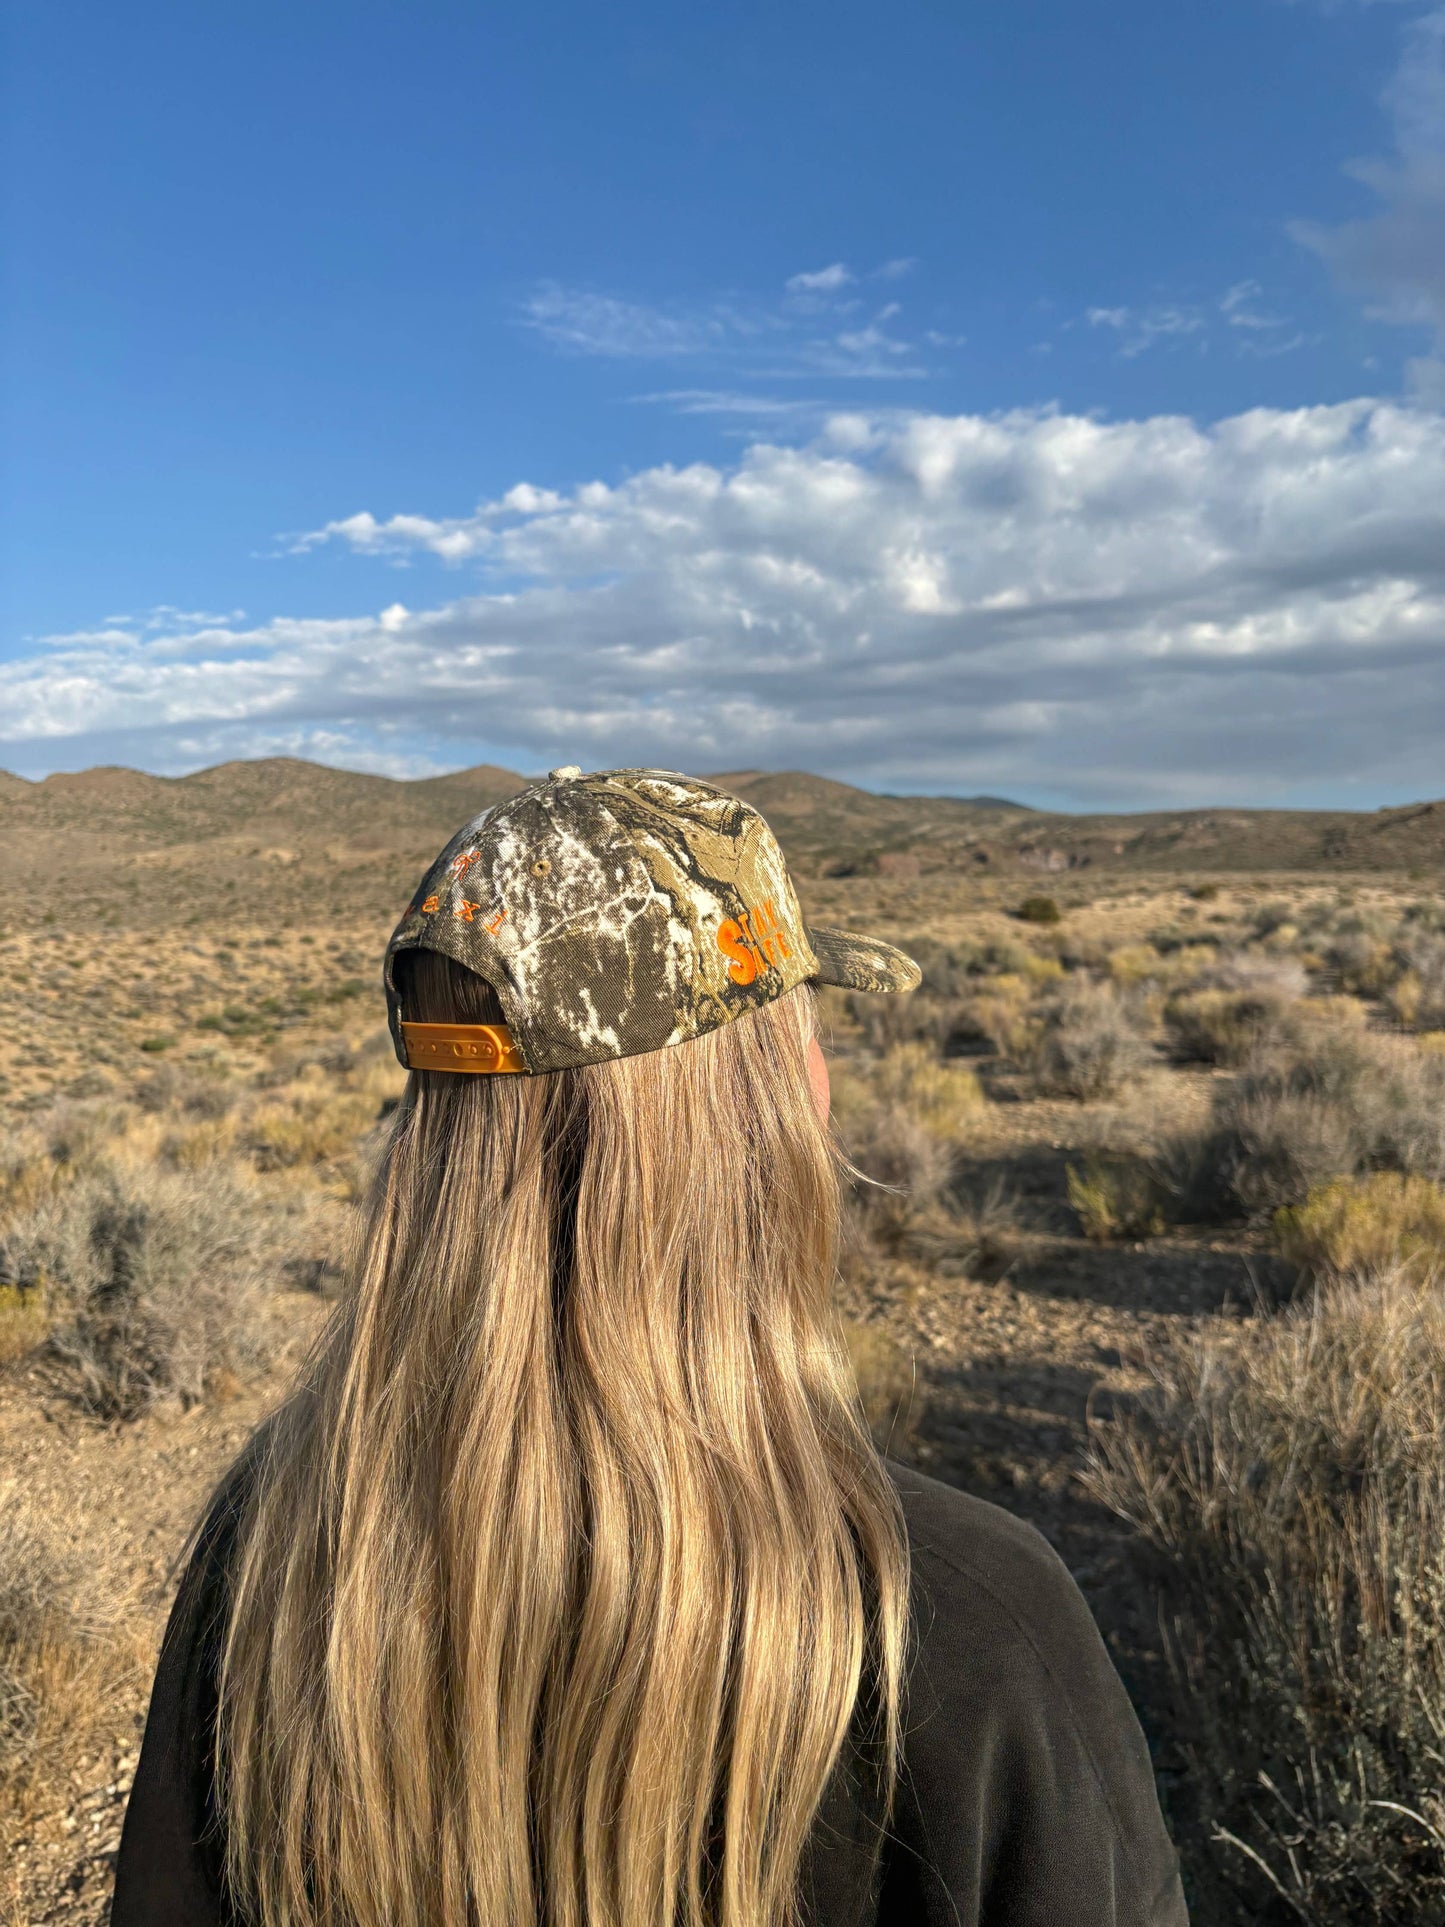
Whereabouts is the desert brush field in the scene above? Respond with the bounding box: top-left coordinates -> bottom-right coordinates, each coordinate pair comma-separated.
4,759 -> 1445,1924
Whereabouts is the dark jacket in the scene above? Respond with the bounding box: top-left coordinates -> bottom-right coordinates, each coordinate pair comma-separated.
111,1455 -> 1188,1926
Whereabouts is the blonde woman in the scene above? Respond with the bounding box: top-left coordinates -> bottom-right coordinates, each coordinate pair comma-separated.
112,767 -> 1188,1927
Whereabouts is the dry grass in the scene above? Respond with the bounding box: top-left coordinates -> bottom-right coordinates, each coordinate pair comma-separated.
0,1483 -> 147,1872
1275,1173 -> 1445,1287
1084,1265 -> 1445,1923
1066,1155 -> 1167,1242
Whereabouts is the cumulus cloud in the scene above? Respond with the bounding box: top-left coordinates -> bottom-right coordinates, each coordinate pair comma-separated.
6,399 -> 1445,806
1292,8 -> 1445,395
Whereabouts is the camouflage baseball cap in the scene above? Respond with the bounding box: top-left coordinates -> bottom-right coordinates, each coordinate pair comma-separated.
381,766 -> 920,1074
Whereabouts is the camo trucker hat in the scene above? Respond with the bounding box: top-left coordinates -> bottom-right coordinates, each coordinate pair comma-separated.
381,765 -> 920,1074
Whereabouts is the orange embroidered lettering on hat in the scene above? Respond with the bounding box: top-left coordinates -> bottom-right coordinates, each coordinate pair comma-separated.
715,896 -> 794,985
400,1021 -> 526,1073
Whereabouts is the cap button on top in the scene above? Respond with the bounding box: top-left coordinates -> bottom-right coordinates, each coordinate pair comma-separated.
549,765 -> 583,781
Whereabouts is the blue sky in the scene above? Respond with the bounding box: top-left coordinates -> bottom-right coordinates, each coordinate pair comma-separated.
4,0 -> 1444,807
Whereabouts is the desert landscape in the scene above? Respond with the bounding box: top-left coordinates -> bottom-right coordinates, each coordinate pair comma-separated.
4,758 -> 1445,1925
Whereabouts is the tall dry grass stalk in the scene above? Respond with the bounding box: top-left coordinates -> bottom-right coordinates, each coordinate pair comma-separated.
1084,1266 -> 1445,1923
0,1482 -> 148,1892
213,960 -> 913,1927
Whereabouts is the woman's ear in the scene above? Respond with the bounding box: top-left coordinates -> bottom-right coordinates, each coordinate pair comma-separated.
807,1035 -> 830,1126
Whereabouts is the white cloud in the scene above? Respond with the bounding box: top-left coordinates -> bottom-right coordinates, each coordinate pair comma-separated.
7,399 -> 1445,806
1077,286 -> 1310,363
1219,279 -> 1289,330
1087,303 -> 1208,359
786,263 -> 854,294
1292,7 -> 1445,393
626,390 -> 825,418
515,263 -> 952,386
519,283 -> 744,358
804,313 -> 927,379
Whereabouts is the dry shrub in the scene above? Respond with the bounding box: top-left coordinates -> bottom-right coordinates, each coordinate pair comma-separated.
1250,899 -> 1296,939
1066,1155 -> 1166,1242
866,1042 -> 984,1135
1259,921 -> 1300,954
1210,951 -> 1310,999
1015,894 -> 1062,925
158,1112 -> 242,1170
843,987 -> 947,1052
0,1150 -> 69,1223
1216,1087 -> 1360,1219
842,1106 -> 954,1247
832,1045 -> 982,1248
1018,950 -> 1065,986
0,1482 -> 136,1855
1390,971 -> 1425,1028
1391,935 -> 1445,1031
0,1104 -> 122,1223
1023,981 -> 1155,1101
241,1084 -> 380,1172
1165,950 -> 1317,1066
1328,930 -> 1399,998
1276,1173 -> 1445,1286
904,1172 -> 1024,1280
1106,943 -> 1161,986
132,1060 -> 235,1119
0,1284 -> 49,1364
840,1320 -> 926,1452
831,942 -> 956,1053
960,973 -> 1040,1060
869,938 -> 1063,1060
1,1160 -> 316,1418
1204,1031 -> 1445,1221
1163,987 -> 1296,1066
1085,1267 -> 1445,1923
979,936 -> 1035,976
1292,992 -> 1370,1039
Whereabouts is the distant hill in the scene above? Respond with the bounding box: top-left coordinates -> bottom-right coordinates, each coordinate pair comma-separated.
0,759 -> 1442,941
0,757 -> 528,847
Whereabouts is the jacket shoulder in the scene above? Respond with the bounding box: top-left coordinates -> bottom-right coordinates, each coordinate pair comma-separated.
881,1454 -> 1085,1636
877,1456 -> 1189,1926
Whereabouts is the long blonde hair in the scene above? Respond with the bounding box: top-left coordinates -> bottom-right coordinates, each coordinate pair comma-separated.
212,950 -> 913,1927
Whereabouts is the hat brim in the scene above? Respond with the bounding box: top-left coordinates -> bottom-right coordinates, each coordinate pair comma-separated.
806,925 -> 921,994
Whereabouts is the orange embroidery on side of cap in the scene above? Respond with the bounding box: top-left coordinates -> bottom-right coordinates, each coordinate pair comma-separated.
716,918 -> 756,984
716,898 -> 795,984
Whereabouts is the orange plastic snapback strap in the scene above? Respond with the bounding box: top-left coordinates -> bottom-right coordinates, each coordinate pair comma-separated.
400,1021 -> 527,1073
